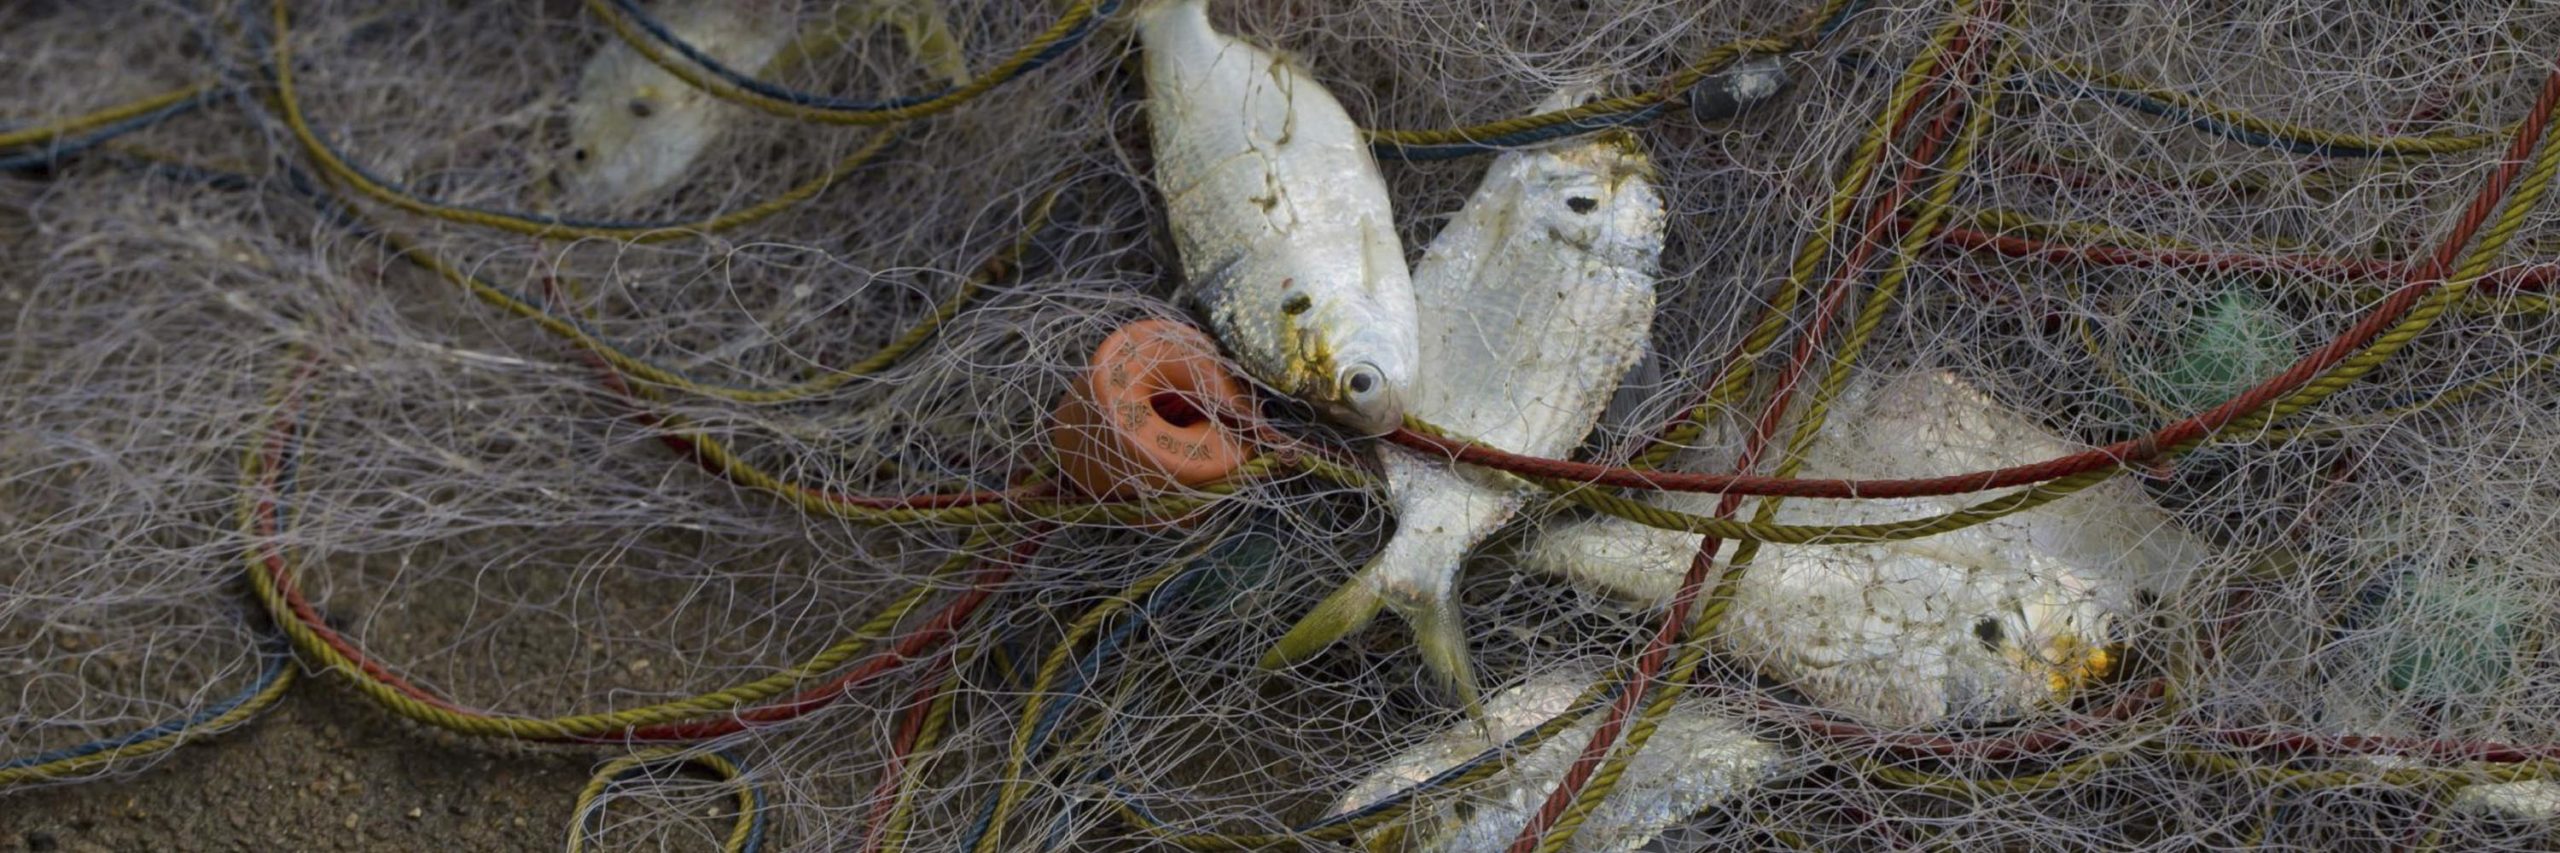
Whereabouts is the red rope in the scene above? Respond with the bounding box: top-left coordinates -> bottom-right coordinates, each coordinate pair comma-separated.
1509,4 -> 2003,847
858,649 -> 956,853
251,347 -> 1043,744
1930,221 -> 2560,297
1392,77 -> 2560,502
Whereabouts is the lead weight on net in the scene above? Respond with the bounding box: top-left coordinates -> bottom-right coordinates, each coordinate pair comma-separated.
1687,56 -> 1792,123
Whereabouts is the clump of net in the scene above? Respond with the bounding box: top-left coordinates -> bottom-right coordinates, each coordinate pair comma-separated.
7,0 -> 2560,850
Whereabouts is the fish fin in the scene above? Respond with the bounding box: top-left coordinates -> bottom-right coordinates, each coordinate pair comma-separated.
887,0 -> 973,87
1261,575 -> 1385,670
1172,251 -> 1242,315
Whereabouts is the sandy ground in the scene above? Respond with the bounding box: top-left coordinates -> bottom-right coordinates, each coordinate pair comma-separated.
0,686 -> 598,853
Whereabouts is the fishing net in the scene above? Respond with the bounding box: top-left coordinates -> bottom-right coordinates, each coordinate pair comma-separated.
6,0 -> 2560,850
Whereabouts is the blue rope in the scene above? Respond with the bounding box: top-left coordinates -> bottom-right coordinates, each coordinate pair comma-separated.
0,639 -> 291,772
606,0 -> 1122,114
955,536 -> 1217,850
1377,104 -> 1674,162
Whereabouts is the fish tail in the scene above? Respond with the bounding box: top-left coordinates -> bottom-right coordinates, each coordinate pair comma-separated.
1261,573 -> 1384,670
1407,586 -> 1485,718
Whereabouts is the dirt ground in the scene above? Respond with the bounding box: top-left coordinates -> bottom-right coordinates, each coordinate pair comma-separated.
0,686 -> 596,853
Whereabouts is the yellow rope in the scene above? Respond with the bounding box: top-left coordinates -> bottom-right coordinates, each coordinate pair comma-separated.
0,82 -> 212,150
565,748 -> 763,853
1632,2 -> 1972,470
2044,57 -> 2511,157
267,0 -> 891,241
367,177 -> 1059,405
0,659 -> 297,787
242,372 -> 1000,738
972,536 -> 1212,853
581,0 -> 1110,126
1367,0 -> 1856,148
875,662 -> 966,853
1534,3 -> 2011,846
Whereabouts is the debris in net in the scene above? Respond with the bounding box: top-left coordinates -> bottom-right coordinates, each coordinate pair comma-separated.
1687,55 -> 1794,124
2133,287 -> 2300,416
2324,549 -> 2545,819
564,0 -> 795,206
1265,85 -> 1664,709
1331,661 -> 1786,851
1528,370 -> 2212,726
1136,0 -> 1418,433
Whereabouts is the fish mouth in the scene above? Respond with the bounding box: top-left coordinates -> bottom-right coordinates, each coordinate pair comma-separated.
2013,632 -> 2120,700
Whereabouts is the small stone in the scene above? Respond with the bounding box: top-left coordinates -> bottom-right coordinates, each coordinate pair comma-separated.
406,807 -> 423,820
24,830 -> 60,852
342,814 -> 358,831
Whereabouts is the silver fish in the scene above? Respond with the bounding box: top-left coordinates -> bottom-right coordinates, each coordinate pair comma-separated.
1134,0 -> 1418,433
1261,86 -> 1664,707
1526,370 -> 2208,727
563,0 -> 969,207
1331,662 -> 1784,851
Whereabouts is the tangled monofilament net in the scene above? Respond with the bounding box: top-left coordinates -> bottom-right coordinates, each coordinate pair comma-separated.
8,0 -> 2560,849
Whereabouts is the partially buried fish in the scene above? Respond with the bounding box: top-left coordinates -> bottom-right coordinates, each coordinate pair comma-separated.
1133,0 -> 1418,433
1261,86 -> 1664,708
564,0 -> 972,207
1526,370 -> 2209,727
1331,662 -> 1787,851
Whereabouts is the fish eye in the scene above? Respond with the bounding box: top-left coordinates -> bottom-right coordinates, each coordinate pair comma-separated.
572,147 -> 590,163
628,98 -> 655,118
1343,363 -> 1382,397
1567,196 -> 1598,214
1973,617 -> 2004,651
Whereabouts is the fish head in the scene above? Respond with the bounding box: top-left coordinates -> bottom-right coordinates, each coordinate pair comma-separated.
1307,299 -> 1415,434
1227,227 -> 1417,435
1942,565 -> 2125,720
1513,129 -> 1665,273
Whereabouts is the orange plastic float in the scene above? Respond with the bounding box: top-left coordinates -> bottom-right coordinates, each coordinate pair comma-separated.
1049,319 -> 1255,499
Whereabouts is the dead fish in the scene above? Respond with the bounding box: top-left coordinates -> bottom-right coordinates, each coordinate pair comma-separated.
564,0 -> 793,207
1331,662 -> 1785,851
563,0 -> 971,206
1525,370 -> 2207,726
1260,86 -> 1664,707
1134,0 -> 1417,433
